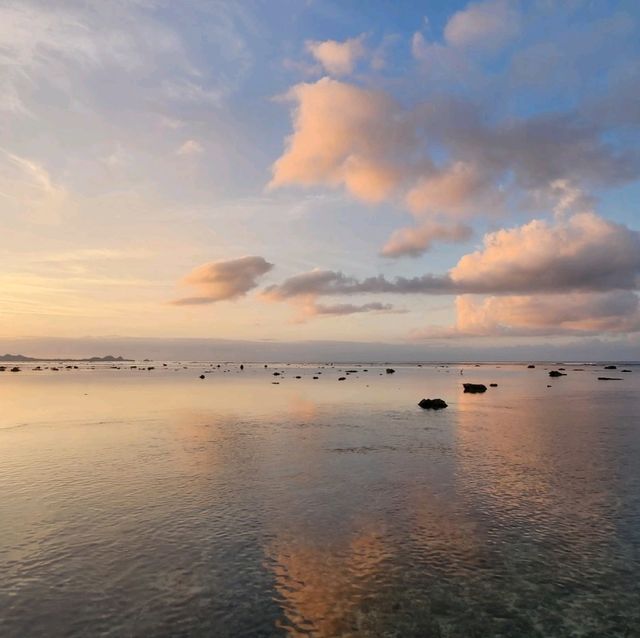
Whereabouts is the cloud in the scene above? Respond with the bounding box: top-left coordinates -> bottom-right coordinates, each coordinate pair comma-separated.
381,222 -> 473,258
404,161 -> 503,217
0,151 -> 68,223
306,35 -> 366,76
413,291 -> 640,338
270,74 -> 638,257
265,213 -> 640,298
177,139 -> 204,156
444,0 -> 520,51
450,212 -> 640,293
288,298 -> 399,322
269,78 -> 420,203
0,1 -> 253,115
172,256 -> 274,305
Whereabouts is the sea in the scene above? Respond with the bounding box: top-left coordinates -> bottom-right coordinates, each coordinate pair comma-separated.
1,361 -> 639,637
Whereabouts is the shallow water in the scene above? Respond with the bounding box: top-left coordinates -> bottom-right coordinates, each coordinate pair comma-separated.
1,362 -> 639,637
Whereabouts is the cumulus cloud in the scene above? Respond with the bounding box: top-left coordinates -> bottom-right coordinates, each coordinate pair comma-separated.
172,256 -> 273,305
269,78 -> 420,203
405,161 -> 503,217
306,35 -> 366,76
444,0 -> 520,51
265,213 -> 640,298
450,212 -> 640,293
270,72 -> 638,257
413,291 -> 640,338
381,222 -> 473,258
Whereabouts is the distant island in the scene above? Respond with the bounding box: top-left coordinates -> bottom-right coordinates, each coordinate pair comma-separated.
0,354 -> 133,362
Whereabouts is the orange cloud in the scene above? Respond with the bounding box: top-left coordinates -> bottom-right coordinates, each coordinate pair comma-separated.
269,78 -> 418,203
381,222 -> 473,258
414,291 -> 640,338
450,212 -> 640,292
171,256 -> 273,305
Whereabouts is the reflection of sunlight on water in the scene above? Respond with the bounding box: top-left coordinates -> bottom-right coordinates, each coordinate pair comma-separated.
267,528 -> 389,636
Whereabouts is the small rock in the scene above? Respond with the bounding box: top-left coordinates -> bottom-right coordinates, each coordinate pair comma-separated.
418,398 -> 448,410
527,365 -> 535,369
549,370 -> 566,377
463,383 -> 487,393
199,374 -> 205,379
598,377 -> 622,381
10,366 -> 20,372
490,383 -> 498,387
386,368 -> 396,374
338,377 -> 346,381
604,365 -> 617,370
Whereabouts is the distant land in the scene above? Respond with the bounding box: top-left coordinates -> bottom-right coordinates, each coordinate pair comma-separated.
0,354 -> 132,363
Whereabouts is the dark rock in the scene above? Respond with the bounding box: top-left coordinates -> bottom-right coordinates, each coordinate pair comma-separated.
240,364 -> 244,370
199,374 -> 205,379
418,398 -> 448,410
490,383 -> 498,387
312,376 -> 319,379
598,377 -> 623,381
549,370 -> 566,377
527,365 -> 535,368
338,377 -> 346,381
386,368 -> 396,374
622,369 -> 632,373
273,372 -> 281,376
10,366 -> 20,372
604,365 -> 617,369
463,383 -> 487,393
295,376 -> 301,379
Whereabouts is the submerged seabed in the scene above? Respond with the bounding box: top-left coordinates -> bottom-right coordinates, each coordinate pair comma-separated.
1,362 -> 639,637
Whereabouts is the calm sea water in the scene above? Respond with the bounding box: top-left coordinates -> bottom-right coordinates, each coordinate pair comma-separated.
1,362 -> 639,637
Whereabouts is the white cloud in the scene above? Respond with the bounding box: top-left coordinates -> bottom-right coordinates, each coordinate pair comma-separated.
306,35 -> 366,76
177,139 -> 204,156
444,0 -> 520,50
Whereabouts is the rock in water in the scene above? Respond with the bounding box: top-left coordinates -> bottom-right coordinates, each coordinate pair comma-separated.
549,370 -> 567,377
490,383 -> 498,387
604,365 -> 617,370
463,383 -> 487,393
418,398 -> 448,410
386,368 -> 396,374
527,364 -> 535,368
199,374 -> 205,379
598,377 -> 623,381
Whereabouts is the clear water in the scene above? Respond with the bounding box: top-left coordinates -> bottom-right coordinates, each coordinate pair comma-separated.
1,362 -> 639,637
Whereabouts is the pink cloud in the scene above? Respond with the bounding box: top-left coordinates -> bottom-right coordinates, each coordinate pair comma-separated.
171,256 -> 273,305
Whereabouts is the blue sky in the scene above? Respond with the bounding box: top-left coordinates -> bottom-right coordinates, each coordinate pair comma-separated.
1,0 -> 639,358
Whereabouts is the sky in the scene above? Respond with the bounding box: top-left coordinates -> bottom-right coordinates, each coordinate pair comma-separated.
1,0 -> 640,359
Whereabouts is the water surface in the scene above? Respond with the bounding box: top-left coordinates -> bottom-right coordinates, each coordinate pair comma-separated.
1,362 -> 639,637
